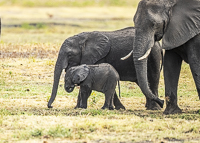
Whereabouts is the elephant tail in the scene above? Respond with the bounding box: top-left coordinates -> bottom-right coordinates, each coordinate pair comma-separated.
160,49 -> 164,72
118,80 -> 121,98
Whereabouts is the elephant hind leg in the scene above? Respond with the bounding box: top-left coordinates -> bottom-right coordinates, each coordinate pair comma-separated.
113,92 -> 126,110
101,89 -> 116,110
102,93 -> 115,110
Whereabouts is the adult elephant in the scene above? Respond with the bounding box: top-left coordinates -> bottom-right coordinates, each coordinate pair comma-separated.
127,0 -> 200,114
47,27 -> 163,110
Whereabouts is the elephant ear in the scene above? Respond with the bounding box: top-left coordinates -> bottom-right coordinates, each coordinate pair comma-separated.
72,64 -> 89,84
79,32 -> 110,64
162,0 -> 200,50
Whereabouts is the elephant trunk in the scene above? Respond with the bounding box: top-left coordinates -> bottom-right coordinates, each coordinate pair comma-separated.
47,52 -> 68,108
133,33 -> 164,108
64,84 -> 75,93
134,57 -> 164,108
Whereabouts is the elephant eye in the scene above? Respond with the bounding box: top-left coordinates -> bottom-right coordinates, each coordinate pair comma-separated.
77,76 -> 80,81
68,52 -> 73,58
151,20 -> 157,28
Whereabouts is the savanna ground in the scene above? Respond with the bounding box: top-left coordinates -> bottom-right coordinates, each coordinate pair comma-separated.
0,0 -> 200,142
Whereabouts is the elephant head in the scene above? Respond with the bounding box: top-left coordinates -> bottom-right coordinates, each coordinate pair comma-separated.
47,32 -> 110,108
64,65 -> 89,93
132,0 -> 200,105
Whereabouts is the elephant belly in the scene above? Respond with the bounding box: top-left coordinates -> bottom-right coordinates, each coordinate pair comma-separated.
115,65 -> 137,82
96,58 -> 137,82
96,51 -> 137,82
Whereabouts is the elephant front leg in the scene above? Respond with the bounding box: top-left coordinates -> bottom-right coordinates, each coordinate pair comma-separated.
163,51 -> 182,114
74,89 -> 82,109
79,85 -> 92,109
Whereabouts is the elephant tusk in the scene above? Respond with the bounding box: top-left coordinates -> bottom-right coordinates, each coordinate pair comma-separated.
138,48 -> 152,61
121,50 -> 133,60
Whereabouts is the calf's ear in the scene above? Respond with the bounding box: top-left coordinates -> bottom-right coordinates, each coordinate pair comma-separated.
72,65 -> 89,84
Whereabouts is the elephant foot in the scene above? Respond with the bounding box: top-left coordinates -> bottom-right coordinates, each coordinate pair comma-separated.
74,104 -> 87,109
101,105 -> 113,110
101,106 -> 107,110
115,105 -> 126,110
163,105 -> 182,115
114,98 -> 126,110
74,105 -> 78,109
80,104 -> 87,109
113,93 -> 126,110
74,104 -> 81,109
145,100 -> 161,110
75,106 -> 87,109
109,106 -> 114,110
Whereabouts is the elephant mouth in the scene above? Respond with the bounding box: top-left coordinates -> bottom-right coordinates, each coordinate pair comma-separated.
65,86 -> 75,93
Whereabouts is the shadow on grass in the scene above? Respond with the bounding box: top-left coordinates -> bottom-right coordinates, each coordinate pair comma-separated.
1,107 -> 199,120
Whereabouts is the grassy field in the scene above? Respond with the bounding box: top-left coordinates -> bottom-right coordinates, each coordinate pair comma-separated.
0,2 -> 200,143
0,0 -> 140,7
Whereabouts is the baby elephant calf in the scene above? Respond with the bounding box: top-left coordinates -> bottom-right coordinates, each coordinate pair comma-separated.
64,63 -> 120,110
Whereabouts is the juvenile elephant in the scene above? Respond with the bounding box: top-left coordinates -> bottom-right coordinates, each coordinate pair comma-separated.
47,27 -> 164,110
64,63 -> 120,110
126,0 -> 200,114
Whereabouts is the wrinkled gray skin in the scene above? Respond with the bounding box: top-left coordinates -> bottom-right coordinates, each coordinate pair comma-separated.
65,63 -> 120,110
47,27 -> 163,110
132,0 -> 200,114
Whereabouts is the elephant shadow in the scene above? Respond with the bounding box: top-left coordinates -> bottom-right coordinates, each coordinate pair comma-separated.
4,107 -> 199,120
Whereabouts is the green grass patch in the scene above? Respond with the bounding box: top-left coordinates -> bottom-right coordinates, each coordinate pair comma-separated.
47,125 -> 72,138
21,23 -> 47,29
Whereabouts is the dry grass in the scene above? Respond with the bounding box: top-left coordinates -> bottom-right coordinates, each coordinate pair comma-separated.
0,0 -> 140,7
0,7 -> 136,20
0,51 -> 200,143
0,5 -> 200,143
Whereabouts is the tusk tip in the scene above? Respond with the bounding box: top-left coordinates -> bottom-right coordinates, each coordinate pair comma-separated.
138,57 -> 144,61
137,48 -> 152,61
